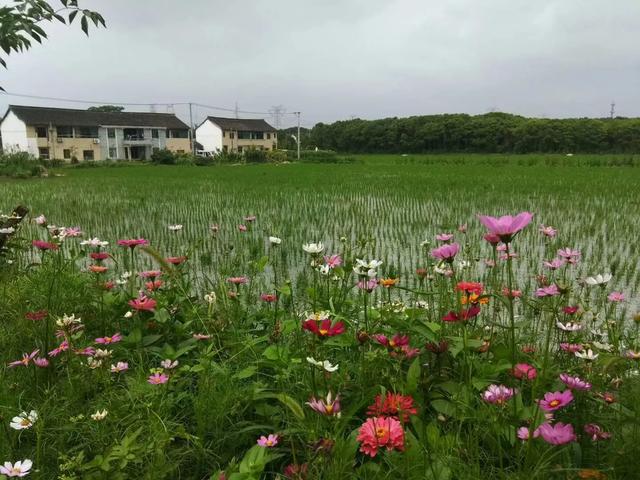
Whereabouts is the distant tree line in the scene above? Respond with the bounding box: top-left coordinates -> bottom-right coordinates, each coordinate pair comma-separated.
281,113 -> 640,154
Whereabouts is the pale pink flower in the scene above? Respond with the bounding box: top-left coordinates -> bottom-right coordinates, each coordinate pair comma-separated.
481,384 -> 515,405
257,434 -> 279,447
147,372 -> 169,385
539,225 -> 557,237
607,291 -> 625,302
535,284 -> 560,297
478,212 -> 533,242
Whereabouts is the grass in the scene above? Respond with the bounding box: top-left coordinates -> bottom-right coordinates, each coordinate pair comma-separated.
1,154 -> 639,479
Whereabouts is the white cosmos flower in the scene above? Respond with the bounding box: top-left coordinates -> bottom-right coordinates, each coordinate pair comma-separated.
269,236 -> 282,245
9,410 -> 38,430
204,292 -> 217,304
420,239 -> 430,247
306,357 -> 339,372
123,311 -> 133,318
556,321 -> 583,332
160,359 -> 179,369
584,273 -> 612,286
318,264 -> 330,276
91,409 -> 108,421
34,214 -> 47,225
56,314 -> 82,328
593,341 -> 613,352
456,260 -> 471,270
0,227 -> 15,234
302,242 -> 324,254
80,237 -> 109,248
0,459 -> 33,477
168,224 -> 183,231
353,259 -> 383,277
575,349 -> 599,361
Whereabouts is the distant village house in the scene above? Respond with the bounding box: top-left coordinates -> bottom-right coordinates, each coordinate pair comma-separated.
0,105 -> 191,161
195,116 -> 277,155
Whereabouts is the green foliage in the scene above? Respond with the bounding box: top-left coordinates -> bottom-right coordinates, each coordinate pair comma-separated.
150,148 -> 177,165
0,151 -> 48,177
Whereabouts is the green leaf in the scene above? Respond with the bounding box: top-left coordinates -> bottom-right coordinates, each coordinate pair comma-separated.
276,393 -> 305,420
405,357 -> 420,394
142,334 -> 162,346
234,365 -> 258,379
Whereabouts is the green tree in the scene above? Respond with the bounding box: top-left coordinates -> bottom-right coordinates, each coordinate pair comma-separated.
0,0 -> 105,90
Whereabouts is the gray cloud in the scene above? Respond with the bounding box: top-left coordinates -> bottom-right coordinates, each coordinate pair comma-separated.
1,0 -> 638,127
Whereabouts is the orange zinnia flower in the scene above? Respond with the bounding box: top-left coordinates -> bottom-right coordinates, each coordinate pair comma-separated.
379,278 -> 399,288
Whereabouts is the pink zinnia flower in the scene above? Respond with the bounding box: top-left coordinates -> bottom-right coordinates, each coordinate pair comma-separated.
559,373 -> 592,391
323,254 -> 342,268
512,363 -> 537,380
560,342 -> 583,353
538,390 -> 573,412
227,276 -> 248,285
477,212 -> 533,243
481,384 -> 515,405
128,294 -> 157,312
117,238 -> 149,249
430,243 -> 460,261
607,291 -> 625,302
95,333 -> 122,345
32,240 -> 58,251
166,256 -> 187,265
543,258 -> 565,270
257,434 -> 279,447
238,224 -> 247,232
539,225 -> 557,237
537,422 -> 576,445
584,423 -> 611,441
260,293 -> 277,303
357,416 -> 404,457
436,233 -> 454,242
357,278 -> 378,292
306,392 -> 341,417
8,349 -> 39,368
89,252 -> 110,261
147,372 -> 169,385
535,284 -> 560,297
139,270 -> 162,279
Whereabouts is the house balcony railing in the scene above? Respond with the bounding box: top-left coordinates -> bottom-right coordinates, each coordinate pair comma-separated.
122,135 -> 153,145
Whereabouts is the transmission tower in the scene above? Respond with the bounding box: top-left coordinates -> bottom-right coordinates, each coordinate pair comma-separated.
269,105 -> 286,128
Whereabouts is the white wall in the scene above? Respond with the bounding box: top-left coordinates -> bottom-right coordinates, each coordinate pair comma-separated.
195,120 -> 222,153
1,110 -> 36,155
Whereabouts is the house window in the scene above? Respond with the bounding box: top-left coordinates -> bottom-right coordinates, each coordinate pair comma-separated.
38,147 -> 50,159
107,128 -> 116,138
36,126 -> 48,138
267,133 -> 271,140
109,148 -> 117,158
168,129 -> 188,138
83,150 -> 94,161
230,131 -> 235,139
76,127 -> 99,138
152,129 -> 159,139
63,149 -> 71,159
177,150 -> 185,154
222,131 -> 226,138
57,126 -> 73,138
223,145 -> 228,153
237,146 -> 243,153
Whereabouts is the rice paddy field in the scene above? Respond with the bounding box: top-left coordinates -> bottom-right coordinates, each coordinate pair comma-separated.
1,154 -> 640,479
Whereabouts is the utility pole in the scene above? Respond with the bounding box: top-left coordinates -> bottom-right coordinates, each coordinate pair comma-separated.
269,105 -> 286,129
295,111 -> 301,161
610,101 -> 616,120
189,102 -> 195,155
234,102 -> 239,119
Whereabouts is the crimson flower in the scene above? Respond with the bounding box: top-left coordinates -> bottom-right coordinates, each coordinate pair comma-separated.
302,318 -> 345,338
32,240 -> 58,251
25,310 -> 48,321
367,393 -> 417,423
456,281 -> 483,295
166,256 -> 187,265
442,305 -> 481,322
117,238 -> 149,248
128,294 -> 157,312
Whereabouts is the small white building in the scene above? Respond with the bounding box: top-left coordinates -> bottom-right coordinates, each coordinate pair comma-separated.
195,116 -> 277,155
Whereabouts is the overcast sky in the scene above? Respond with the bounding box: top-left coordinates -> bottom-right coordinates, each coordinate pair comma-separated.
1,0 -> 638,127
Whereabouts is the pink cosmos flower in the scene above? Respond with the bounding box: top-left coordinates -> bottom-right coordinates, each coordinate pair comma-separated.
483,233 -> 501,245
63,227 -> 83,237
357,278 -> 378,292
8,349 -> 39,368
535,284 -> 560,297
517,426 -> 540,441
128,294 -> 157,312
560,343 -> 583,353
436,233 -> 454,242
373,334 -> 420,358
441,305 -> 481,322
537,422 -> 576,445
539,225 -> 557,237
557,248 -> 581,264
306,392 -> 341,417
559,373 -> 592,391
356,416 -> 404,457
147,372 -> 169,385
227,276 -> 248,285
481,384 -> 515,405
111,362 -> 129,373
302,318 -> 345,338
95,333 -> 122,345
0,459 -> 33,477
238,224 -> 247,232
607,291 -> 625,302
512,363 -> 537,380
117,238 -> 149,249
584,423 -> 611,441
430,243 -> 460,261
48,341 -> 69,357
74,347 -> 96,356
538,390 -> 573,412
260,293 -> 278,303
257,434 -> 279,447
323,254 -> 342,268
543,258 -> 565,270
33,357 -> 49,368
32,240 -> 58,251
477,212 -> 533,242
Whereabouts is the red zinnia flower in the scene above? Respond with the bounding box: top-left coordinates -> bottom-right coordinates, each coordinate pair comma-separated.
90,252 -> 110,261
455,281 -> 483,295
367,393 -> 417,423
128,294 -> 157,311
357,416 -> 405,457
32,240 -> 58,251
25,310 -> 48,321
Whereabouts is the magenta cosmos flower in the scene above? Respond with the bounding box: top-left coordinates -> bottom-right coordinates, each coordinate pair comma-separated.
95,333 -> 122,345
436,233 -> 454,242
584,423 -> 611,441
537,422 -> 576,445
128,294 -> 157,312
306,392 -> 341,417
538,390 -> 573,412
8,349 -> 39,368
430,243 -> 460,262
512,363 -> 537,380
559,373 -> 592,391
477,212 -> 533,243
147,372 -> 169,385
323,254 -> 342,268
257,434 -> 278,447
32,239 -> 58,251
481,384 -> 515,405
302,317 -> 345,338
117,238 -> 149,249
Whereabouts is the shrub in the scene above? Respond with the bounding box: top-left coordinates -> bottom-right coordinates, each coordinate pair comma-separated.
0,151 -> 48,178
150,149 -> 177,165
243,147 -> 268,164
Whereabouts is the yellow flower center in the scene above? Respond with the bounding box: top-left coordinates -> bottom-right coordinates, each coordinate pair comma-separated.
20,419 -> 31,426
375,427 -> 388,438
549,400 -> 560,407
319,329 -> 328,335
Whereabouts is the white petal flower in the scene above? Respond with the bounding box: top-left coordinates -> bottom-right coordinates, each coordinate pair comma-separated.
80,237 -> 108,247
556,321 -> 583,332
91,409 -> 108,421
0,227 -> 15,234
269,236 -> 282,245
0,459 -> 33,477
584,273 -> 612,286
9,410 -> 38,430
302,242 -> 324,254
306,357 -> 338,372
168,224 -> 183,231
575,349 -> 599,361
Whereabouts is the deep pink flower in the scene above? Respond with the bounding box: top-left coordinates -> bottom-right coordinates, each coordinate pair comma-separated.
478,212 -> 533,242
430,243 -> 460,261
260,293 -> 278,303
441,305 -> 481,322
560,342 -> 583,353
537,422 -> 576,445
117,238 -> 149,248
538,390 -> 573,412
95,333 -> 122,345
227,276 -> 248,285
8,349 -> 39,367
139,270 -> 161,279
535,284 -> 560,297
481,384 -> 515,405
32,239 -> 58,251
48,341 -> 69,357
356,416 -> 404,457
128,294 -> 157,312
373,334 -> 420,358
512,363 -> 537,380
323,254 -> 342,268
584,423 -> 611,441
559,373 -> 592,391
543,258 -> 565,270
25,310 -> 48,321
257,434 -> 278,447
607,291 -> 625,302
33,357 -> 49,368
483,233 -> 501,245
302,318 -> 345,338
147,372 -> 169,384
563,306 -> 579,315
